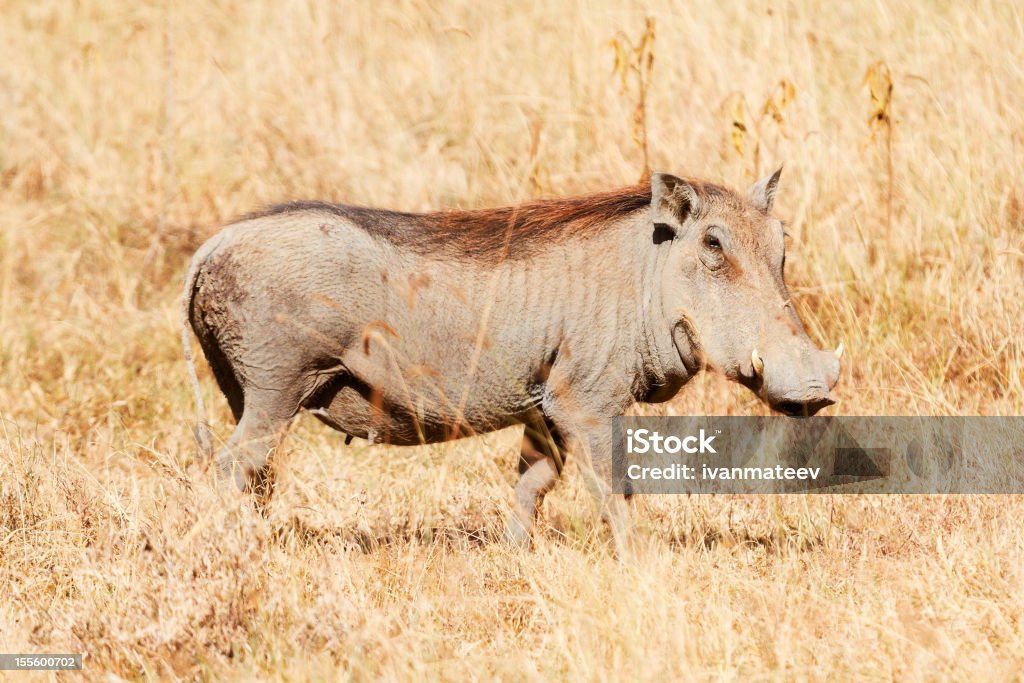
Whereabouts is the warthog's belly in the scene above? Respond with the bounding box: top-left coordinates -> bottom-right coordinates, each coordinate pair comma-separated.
307,375 -> 522,446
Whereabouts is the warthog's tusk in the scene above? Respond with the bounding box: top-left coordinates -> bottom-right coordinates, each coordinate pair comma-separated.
834,342 -> 844,360
751,348 -> 764,376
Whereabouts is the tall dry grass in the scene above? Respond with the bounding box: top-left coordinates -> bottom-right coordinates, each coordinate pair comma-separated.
1,0 -> 1023,679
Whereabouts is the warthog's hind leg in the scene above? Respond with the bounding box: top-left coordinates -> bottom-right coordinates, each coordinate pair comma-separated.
505,416 -> 565,547
216,387 -> 300,502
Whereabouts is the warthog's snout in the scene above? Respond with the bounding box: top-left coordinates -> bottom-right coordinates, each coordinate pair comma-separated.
745,344 -> 842,416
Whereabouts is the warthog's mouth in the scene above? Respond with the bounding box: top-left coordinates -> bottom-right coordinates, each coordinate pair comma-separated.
745,348 -> 841,417
770,396 -> 836,417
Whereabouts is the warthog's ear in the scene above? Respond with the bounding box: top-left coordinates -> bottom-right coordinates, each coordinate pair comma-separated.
650,173 -> 701,241
747,166 -> 783,213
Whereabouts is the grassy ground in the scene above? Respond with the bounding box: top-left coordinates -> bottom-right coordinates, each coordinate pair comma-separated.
1,0 -> 1023,679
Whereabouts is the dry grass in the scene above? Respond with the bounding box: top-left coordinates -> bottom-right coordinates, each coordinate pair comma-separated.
2,0 -> 1023,679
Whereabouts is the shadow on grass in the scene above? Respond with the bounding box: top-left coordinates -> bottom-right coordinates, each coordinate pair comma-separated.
273,514 -> 504,553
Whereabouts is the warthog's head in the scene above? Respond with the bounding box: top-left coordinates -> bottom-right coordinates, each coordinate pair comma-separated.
651,168 -> 841,416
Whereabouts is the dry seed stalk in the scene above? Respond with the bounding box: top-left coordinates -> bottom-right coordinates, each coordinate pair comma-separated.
726,79 -> 796,178
610,17 -> 656,183
863,61 -> 895,235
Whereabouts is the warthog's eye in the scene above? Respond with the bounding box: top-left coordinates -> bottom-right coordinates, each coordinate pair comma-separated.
703,234 -> 722,251
699,228 -> 727,271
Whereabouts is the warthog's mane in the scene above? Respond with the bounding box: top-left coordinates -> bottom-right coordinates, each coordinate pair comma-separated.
243,180 -> 738,260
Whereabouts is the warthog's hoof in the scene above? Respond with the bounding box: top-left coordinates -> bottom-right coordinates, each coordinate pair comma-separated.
503,516 -> 532,549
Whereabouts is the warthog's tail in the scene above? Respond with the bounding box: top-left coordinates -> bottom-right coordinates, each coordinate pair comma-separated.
181,237 -> 222,461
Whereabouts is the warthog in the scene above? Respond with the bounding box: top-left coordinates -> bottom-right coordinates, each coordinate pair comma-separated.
182,169 -> 841,549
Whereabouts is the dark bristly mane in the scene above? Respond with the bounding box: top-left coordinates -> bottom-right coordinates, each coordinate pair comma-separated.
242,180 -> 739,260
420,185 -> 653,258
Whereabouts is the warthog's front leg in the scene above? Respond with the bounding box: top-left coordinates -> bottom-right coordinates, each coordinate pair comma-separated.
543,396 -> 634,558
505,417 -> 566,547
578,427 -> 634,558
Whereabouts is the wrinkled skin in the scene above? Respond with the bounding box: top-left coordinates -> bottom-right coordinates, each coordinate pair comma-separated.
183,169 -> 840,553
